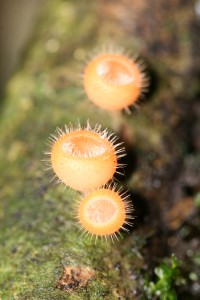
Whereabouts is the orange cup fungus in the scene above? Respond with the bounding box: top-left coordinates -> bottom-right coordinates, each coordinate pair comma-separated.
77,187 -> 133,241
83,52 -> 148,111
46,123 -> 125,192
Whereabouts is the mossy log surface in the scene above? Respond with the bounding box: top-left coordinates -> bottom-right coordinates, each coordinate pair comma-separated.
0,1 -> 200,299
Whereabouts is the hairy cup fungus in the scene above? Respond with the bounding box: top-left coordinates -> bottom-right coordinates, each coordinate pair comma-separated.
83,52 -> 148,111
45,122 -> 125,192
76,187 -> 134,242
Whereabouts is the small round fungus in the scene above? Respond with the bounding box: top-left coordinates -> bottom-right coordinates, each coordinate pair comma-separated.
77,187 -> 134,241
45,123 -> 125,192
83,52 -> 148,111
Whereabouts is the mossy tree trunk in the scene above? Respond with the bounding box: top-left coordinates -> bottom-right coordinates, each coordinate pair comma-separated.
0,1 -> 199,299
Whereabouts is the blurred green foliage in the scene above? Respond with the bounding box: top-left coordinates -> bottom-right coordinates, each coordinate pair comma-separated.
144,254 -> 184,300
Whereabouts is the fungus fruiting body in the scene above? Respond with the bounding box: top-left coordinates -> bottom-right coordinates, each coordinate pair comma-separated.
83,52 -> 148,110
46,123 -> 125,192
77,187 -> 133,241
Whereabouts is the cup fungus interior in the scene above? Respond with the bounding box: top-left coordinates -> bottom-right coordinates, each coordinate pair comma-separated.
61,131 -> 112,158
85,198 -> 117,224
97,58 -> 136,86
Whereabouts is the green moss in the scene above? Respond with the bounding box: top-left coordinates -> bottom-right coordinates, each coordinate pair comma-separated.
143,255 -> 184,300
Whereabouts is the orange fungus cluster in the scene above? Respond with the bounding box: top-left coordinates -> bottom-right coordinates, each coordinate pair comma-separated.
46,122 -> 133,241
44,48 -> 148,241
